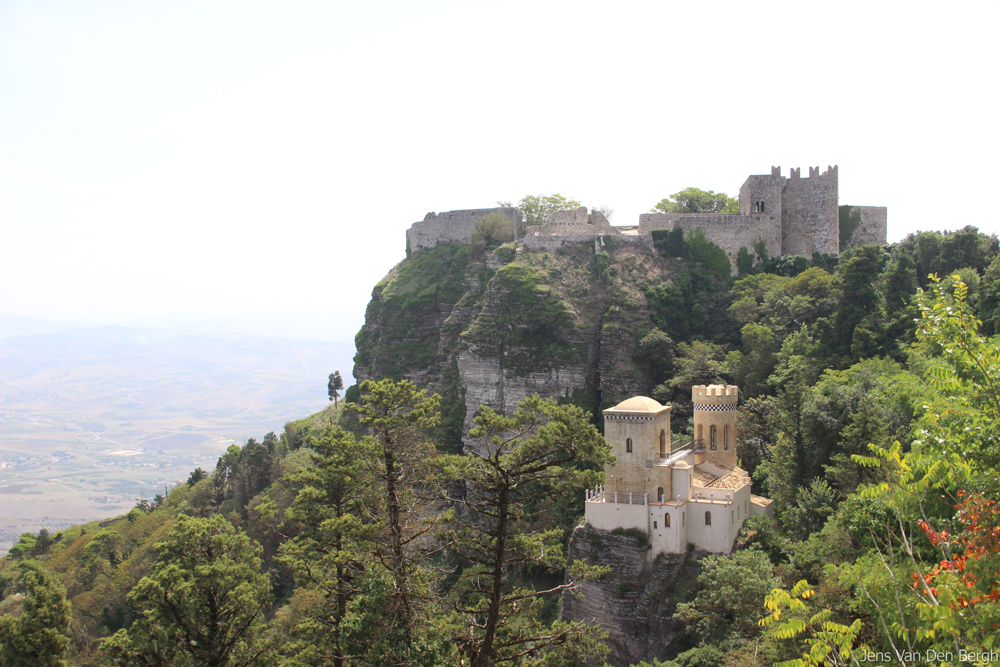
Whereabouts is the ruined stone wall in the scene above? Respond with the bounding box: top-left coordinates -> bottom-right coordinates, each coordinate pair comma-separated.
521,234 -> 595,251
545,207 -> 620,235
523,207 -> 620,239
545,207 -> 591,234
405,207 -> 521,252
781,166 -> 839,256
638,213 -> 782,269
845,205 -> 888,247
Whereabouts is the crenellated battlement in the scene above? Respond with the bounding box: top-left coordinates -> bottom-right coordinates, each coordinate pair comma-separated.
692,384 -> 739,404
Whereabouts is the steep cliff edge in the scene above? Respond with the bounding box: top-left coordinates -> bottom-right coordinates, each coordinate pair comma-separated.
353,237 -> 720,449
561,523 -> 705,666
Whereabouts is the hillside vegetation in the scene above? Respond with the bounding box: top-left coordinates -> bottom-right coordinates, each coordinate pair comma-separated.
3,225 -> 1000,666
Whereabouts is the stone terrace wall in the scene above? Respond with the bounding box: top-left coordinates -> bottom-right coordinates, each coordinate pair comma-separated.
845,206 -> 887,247
521,234 -> 596,251
638,213 -> 782,267
406,207 -> 522,252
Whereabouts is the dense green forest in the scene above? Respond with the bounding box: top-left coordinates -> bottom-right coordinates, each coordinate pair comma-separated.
3,226 -> 1000,666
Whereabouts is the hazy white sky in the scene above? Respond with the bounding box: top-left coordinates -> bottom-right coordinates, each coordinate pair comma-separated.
2,0 -> 998,342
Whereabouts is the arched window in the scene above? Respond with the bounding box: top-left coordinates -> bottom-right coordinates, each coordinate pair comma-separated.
710,425 -> 717,450
760,201 -> 766,212
626,438 -> 632,453
665,513 -> 671,527
705,511 -> 712,526
697,424 -> 703,445
724,425 -> 729,450
659,430 -> 666,455
657,487 -> 664,502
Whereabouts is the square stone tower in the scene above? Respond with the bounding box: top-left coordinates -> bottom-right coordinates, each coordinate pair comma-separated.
602,396 -> 672,502
780,165 -> 839,257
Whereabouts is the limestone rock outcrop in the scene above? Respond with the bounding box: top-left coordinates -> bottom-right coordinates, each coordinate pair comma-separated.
353,237 -> 731,451
561,523 -> 705,666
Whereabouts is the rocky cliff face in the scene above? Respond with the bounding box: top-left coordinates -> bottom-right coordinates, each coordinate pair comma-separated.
353,238 -> 731,661
561,523 -> 705,666
353,238 -> 693,449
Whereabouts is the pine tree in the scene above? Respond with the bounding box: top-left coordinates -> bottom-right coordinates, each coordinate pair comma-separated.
327,371 -> 344,405
101,515 -> 272,667
440,396 -> 611,667
276,426 -> 376,667
0,561 -> 72,667
345,379 -> 449,664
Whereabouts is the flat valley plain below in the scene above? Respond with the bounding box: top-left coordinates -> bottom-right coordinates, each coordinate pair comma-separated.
0,325 -> 354,554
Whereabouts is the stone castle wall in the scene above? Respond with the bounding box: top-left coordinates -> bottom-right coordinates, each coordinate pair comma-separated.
406,207 -> 521,253
521,234 -> 595,251
543,207 -> 620,235
604,235 -> 654,250
846,205 -> 888,247
638,213 -> 783,267
402,166 -> 884,262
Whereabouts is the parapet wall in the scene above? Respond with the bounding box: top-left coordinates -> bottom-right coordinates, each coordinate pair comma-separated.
406,207 -> 522,253
845,206 -> 888,247
638,213 -> 782,268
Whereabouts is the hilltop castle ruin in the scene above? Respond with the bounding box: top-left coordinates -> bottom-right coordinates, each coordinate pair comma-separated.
405,166 -> 887,268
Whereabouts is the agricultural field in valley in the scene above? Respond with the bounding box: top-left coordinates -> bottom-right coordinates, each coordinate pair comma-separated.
0,325 -> 354,554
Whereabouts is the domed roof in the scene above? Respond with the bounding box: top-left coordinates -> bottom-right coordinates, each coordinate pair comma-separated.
609,396 -> 663,412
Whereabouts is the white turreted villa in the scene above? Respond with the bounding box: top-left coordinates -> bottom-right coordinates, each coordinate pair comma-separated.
584,385 -> 773,559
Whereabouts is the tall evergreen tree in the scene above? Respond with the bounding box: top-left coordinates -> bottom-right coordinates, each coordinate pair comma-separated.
345,379 -> 448,664
276,426 -> 376,667
0,561 -> 72,667
440,396 -> 611,667
101,515 -> 272,667
327,371 -> 343,405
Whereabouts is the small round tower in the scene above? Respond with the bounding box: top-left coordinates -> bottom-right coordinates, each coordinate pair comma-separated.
692,385 -> 739,467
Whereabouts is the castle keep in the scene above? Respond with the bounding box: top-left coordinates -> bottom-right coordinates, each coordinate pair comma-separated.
584,387 -> 773,558
404,166 -> 887,269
